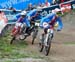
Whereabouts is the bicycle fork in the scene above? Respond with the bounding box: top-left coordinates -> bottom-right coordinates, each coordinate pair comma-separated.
44,29 -> 54,46
44,33 -> 49,46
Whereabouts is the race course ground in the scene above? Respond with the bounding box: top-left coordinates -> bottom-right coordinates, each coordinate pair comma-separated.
0,11 -> 75,62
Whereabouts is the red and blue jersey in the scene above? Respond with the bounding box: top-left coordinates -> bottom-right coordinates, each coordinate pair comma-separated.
40,13 -> 63,30
14,13 -> 30,27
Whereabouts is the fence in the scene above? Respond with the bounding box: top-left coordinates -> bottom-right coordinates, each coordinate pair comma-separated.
0,0 -> 75,24
0,0 -> 75,36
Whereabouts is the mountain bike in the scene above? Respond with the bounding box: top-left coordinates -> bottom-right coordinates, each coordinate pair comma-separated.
10,23 -> 27,44
39,28 -> 53,56
32,25 -> 38,44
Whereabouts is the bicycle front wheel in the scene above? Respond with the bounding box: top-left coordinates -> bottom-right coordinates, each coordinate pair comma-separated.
39,34 -> 45,52
32,29 -> 38,44
44,35 -> 52,56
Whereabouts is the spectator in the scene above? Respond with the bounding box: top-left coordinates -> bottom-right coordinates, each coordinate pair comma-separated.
37,3 -> 43,8
9,7 -> 16,13
60,0 -> 70,3
26,3 -> 34,11
41,3 -> 47,8
52,0 -> 56,5
38,3 -> 42,7
45,0 -> 50,7
64,0 -> 70,2
61,0 -> 64,3
55,0 -> 61,4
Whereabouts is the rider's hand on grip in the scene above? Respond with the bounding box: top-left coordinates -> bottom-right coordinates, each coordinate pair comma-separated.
35,22 -> 40,26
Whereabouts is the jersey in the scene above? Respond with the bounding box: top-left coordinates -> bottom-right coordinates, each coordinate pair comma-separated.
40,13 -> 63,30
17,16 -> 30,27
27,9 -> 37,17
27,9 -> 43,21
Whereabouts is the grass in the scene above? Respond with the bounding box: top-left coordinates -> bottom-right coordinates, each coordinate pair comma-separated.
64,42 -> 75,45
0,29 -> 45,60
0,30 -> 28,59
1,9 -> 75,61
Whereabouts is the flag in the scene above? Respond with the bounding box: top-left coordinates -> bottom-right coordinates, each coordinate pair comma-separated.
0,11 -> 8,34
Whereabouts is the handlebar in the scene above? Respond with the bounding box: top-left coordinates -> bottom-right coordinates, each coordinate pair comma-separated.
35,22 -> 40,27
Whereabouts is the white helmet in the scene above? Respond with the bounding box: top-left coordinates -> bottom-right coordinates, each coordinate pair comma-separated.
20,11 -> 27,15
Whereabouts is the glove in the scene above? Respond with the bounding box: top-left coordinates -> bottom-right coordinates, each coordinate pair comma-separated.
35,23 -> 40,26
40,25 -> 43,28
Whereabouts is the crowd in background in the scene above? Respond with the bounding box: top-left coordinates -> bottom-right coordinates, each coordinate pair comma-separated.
2,0 -> 71,13
52,0 -> 71,5
25,0 -> 71,11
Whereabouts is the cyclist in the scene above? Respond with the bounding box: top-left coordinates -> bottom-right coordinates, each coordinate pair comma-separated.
11,11 -> 30,36
26,8 -> 42,35
39,9 -> 63,39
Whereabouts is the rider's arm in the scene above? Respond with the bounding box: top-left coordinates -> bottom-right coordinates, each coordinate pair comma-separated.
40,18 -> 46,28
24,18 -> 30,27
29,9 -> 37,19
17,17 -> 23,23
31,12 -> 38,18
56,16 -> 63,31
13,13 -> 20,20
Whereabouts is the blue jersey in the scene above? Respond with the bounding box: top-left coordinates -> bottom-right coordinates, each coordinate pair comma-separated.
23,18 -> 30,27
27,9 -> 37,17
13,13 -> 21,20
40,13 -> 56,24
27,9 -> 43,21
40,13 -> 63,30
18,17 -> 30,27
14,13 -> 30,27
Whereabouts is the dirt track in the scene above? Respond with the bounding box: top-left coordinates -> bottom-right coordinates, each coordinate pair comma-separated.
0,12 -> 75,62
25,12 -> 75,62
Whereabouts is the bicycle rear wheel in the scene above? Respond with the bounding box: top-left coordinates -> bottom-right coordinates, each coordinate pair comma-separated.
39,34 -> 44,52
39,43 -> 44,52
19,34 -> 26,40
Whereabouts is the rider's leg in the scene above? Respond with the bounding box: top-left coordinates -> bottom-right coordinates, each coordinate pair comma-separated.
26,21 -> 35,35
40,28 -> 47,45
50,26 -> 54,40
25,27 -> 31,35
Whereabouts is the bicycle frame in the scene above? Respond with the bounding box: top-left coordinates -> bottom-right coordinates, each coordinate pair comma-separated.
11,23 -> 26,39
32,23 -> 39,44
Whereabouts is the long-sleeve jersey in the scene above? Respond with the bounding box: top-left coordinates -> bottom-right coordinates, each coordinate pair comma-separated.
27,9 -> 42,21
14,13 -> 30,27
40,13 -> 63,30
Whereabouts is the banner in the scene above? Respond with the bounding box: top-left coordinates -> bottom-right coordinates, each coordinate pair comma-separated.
41,4 -> 60,16
0,0 -> 74,24
0,12 -> 8,33
0,0 -> 50,10
60,3 -> 71,13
